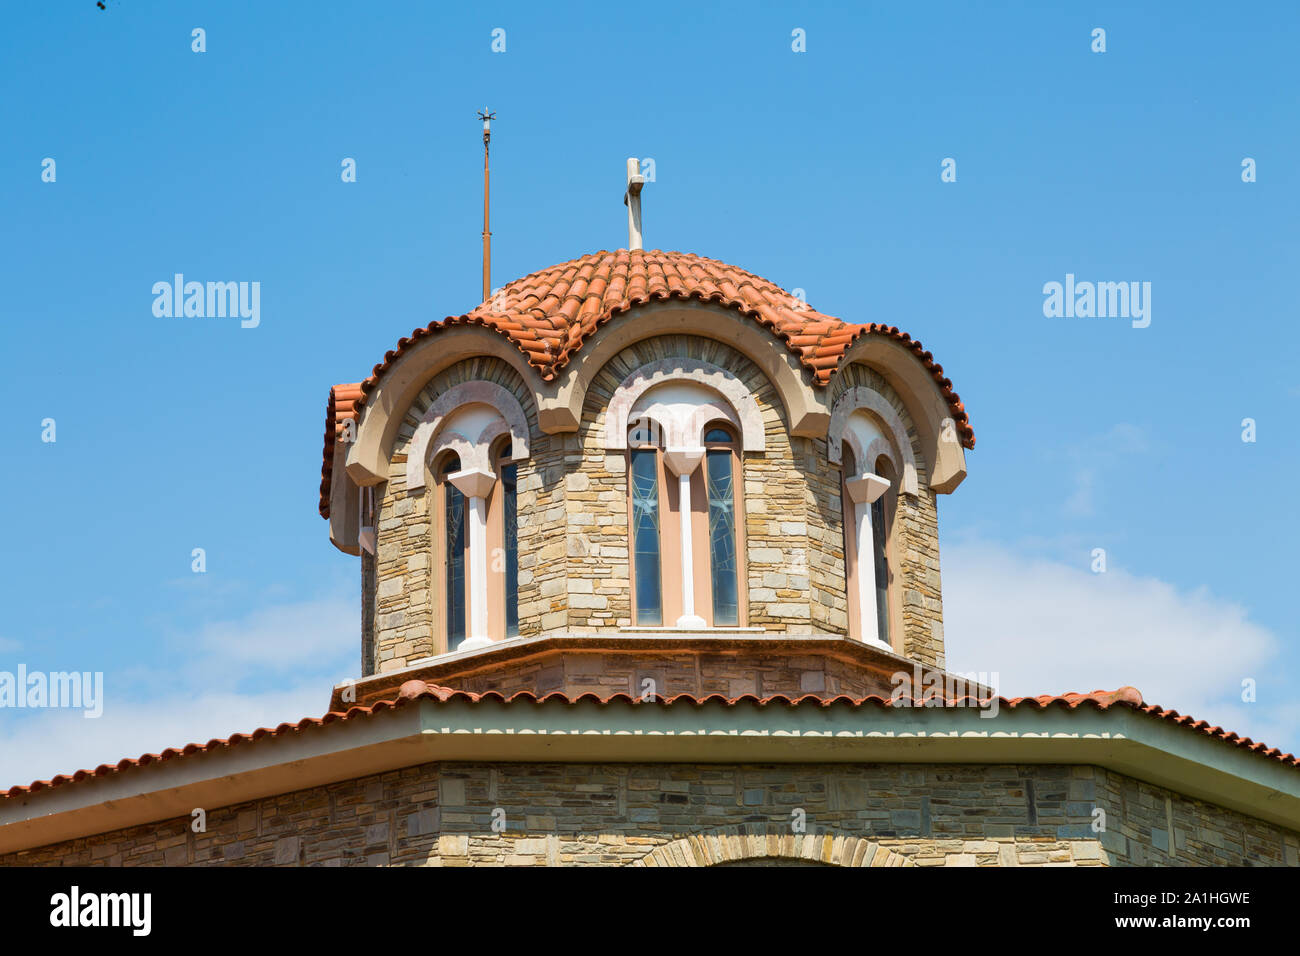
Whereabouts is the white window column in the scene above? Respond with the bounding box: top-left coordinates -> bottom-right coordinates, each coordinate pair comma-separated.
448,467 -> 497,651
844,472 -> 890,650
663,447 -> 706,629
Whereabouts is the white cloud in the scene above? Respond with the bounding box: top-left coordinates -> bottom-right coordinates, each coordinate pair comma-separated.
0,596 -> 357,790
943,540 -> 1296,753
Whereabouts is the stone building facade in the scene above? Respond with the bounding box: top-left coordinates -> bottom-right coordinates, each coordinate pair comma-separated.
1,249 -> 1296,866
7,762 -> 1298,868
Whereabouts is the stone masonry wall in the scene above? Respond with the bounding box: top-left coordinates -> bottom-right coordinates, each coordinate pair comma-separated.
361,550 -> 376,677
575,335 -> 833,634
369,358 -> 565,673
6,762 -> 1296,867
427,648 -> 900,700
364,340 -> 949,671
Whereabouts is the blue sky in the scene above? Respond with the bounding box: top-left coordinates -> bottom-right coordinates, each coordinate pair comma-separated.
1,1 -> 1297,784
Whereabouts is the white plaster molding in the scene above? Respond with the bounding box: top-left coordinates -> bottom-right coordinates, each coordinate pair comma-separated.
406,382 -> 530,492
845,472 -> 890,505
446,467 -> 497,500
827,387 -> 918,495
857,437 -> 897,477
853,492 -> 880,648
446,467 -> 496,651
840,422 -> 896,483
604,359 -> 765,452
427,433 -> 482,476
663,446 -> 704,477
662,446 -> 706,629
844,471 -> 892,650
458,495 -> 492,651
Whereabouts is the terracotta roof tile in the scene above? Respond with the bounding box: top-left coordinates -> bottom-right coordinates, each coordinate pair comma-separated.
5,685 -> 1296,802
352,248 -> 973,435
318,383 -> 363,518
319,250 -> 975,517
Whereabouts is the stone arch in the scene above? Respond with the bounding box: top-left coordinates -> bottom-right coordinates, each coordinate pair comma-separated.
632,825 -> 913,867
346,326 -> 544,487
553,301 -> 827,439
603,358 -> 765,452
827,386 -> 919,496
840,421 -> 902,485
856,435 -> 899,476
405,382 -> 531,492
831,342 -> 967,494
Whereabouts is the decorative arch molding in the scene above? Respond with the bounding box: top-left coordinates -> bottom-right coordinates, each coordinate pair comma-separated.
850,434 -> 901,479
405,381 -> 530,492
553,302 -> 827,439
632,825 -> 913,868
828,387 -> 919,496
328,449 -> 362,556
345,326 -> 543,487
604,358 -> 765,451
832,342 -> 967,494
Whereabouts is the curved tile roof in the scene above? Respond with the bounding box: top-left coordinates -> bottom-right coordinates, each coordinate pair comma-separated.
361,251 -> 973,432
320,249 -> 975,517
6,685 -> 1297,801
319,383 -> 363,518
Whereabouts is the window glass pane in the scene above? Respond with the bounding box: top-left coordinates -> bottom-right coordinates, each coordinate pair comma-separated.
840,445 -> 859,640
706,449 -> 739,626
444,473 -> 467,649
630,449 -> 662,626
704,427 -> 733,443
870,497 -> 889,644
502,463 -> 518,637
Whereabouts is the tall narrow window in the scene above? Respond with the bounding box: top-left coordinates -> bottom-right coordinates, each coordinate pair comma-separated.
441,456 -> 467,649
502,462 -> 519,637
704,428 -> 739,626
841,446 -> 860,641
840,442 -> 895,648
870,494 -> 889,644
630,446 -> 663,626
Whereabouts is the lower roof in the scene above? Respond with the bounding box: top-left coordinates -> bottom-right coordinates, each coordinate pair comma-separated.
1,683 -> 1297,852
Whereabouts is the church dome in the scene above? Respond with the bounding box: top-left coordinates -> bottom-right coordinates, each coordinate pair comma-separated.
354,248 -> 973,446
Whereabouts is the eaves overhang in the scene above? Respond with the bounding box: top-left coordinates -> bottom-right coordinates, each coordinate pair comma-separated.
1,696 -> 1297,854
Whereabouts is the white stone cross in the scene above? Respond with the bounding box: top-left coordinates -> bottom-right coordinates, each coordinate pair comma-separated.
625,158 -> 646,250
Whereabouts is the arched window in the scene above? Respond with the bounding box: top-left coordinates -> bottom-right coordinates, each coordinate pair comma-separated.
604,360 -> 763,630
626,416 -> 745,629
840,442 -> 896,649
629,428 -> 664,626
704,425 -> 740,626
436,449 -> 523,652
486,440 -> 520,639
418,387 -> 532,654
437,454 -> 468,650
868,455 -> 896,646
